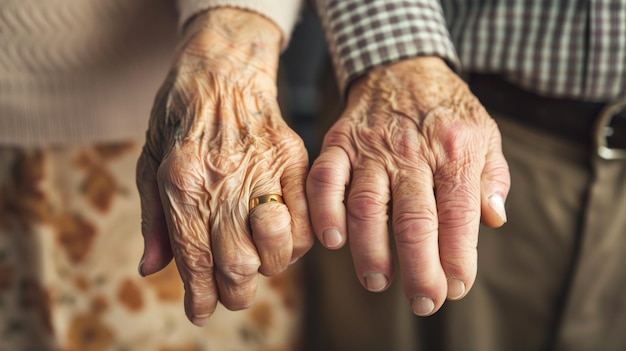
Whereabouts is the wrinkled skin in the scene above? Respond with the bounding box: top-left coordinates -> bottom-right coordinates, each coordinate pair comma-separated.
136,9 -> 313,326
307,57 -> 511,316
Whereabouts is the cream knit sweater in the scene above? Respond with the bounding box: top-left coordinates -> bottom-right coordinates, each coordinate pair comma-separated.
0,0 -> 301,146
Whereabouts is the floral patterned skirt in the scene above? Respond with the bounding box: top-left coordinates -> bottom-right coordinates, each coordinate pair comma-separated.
0,143 -> 304,351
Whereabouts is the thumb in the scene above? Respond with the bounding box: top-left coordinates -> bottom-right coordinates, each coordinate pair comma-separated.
480,126 -> 511,228
136,149 -> 173,276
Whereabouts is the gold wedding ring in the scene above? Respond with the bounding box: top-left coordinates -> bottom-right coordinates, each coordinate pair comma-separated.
249,194 -> 284,210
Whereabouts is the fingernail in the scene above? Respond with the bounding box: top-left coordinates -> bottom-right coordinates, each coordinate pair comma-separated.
364,272 -> 388,292
137,255 -> 146,277
488,194 -> 507,223
411,296 -> 435,316
323,228 -> 342,248
192,314 -> 211,327
289,256 -> 300,265
447,278 -> 466,300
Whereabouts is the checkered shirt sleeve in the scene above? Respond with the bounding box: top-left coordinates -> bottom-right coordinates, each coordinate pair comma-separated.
440,1 -> 626,101
314,0 -> 460,95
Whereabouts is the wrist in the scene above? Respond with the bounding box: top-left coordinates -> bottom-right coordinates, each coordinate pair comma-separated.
180,7 -> 282,81
347,56 -> 450,101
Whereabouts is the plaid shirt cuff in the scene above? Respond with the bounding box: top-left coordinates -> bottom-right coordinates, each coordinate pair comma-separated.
314,0 -> 460,95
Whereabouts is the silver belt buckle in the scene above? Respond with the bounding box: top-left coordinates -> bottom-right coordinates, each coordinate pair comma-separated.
594,96 -> 626,160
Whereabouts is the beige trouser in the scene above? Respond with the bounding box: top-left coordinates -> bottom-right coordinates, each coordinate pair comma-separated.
312,112 -> 626,351
0,143 -> 304,351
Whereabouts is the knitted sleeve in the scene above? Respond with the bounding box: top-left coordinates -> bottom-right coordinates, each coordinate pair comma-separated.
177,0 -> 304,49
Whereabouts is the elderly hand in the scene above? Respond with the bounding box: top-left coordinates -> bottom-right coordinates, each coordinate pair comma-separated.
307,56 -> 510,316
136,8 -> 313,326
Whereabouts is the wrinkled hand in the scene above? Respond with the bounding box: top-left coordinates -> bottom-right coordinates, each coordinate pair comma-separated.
136,8 -> 313,326
307,57 -> 510,316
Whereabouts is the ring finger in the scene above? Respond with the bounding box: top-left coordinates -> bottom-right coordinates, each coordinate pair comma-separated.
249,190 -> 293,276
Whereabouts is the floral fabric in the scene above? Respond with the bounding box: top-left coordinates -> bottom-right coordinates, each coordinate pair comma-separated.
0,143 -> 304,351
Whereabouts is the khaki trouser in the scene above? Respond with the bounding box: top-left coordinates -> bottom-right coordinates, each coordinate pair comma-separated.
311,111 -> 626,351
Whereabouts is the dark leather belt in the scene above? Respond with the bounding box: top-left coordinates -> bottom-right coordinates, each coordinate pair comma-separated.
468,74 -> 626,160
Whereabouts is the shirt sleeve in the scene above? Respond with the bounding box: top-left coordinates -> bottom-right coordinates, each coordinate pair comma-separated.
313,0 -> 460,95
177,0 -> 304,49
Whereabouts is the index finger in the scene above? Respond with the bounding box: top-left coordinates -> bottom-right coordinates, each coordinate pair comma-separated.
306,146 -> 351,249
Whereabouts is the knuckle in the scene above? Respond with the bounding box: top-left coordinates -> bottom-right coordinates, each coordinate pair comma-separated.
309,160 -> 345,188
346,190 -> 388,220
437,199 -> 479,229
279,132 -> 308,154
259,257 -> 288,276
425,116 -> 483,164
391,129 -> 420,159
157,156 -> 205,194
222,297 -> 254,311
184,274 -> 217,298
484,159 -> 511,187
392,209 -> 438,246
219,263 -> 260,286
250,206 -> 291,232
439,123 -> 477,160
442,251 -> 477,279
250,211 -> 292,248
174,245 -> 214,279
322,127 -> 352,148
255,232 -> 291,254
